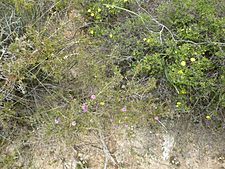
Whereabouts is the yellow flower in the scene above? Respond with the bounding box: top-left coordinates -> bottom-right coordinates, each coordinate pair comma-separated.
87,9 -> 91,13
91,13 -> 95,17
206,115 -> 211,119
143,38 -> 147,41
124,0 -> 128,2
100,102 -> 105,106
90,30 -> 94,34
181,89 -> 186,94
176,102 -> 181,107
109,34 -> 113,38
147,39 -> 151,43
180,61 -> 186,66
190,57 -> 196,62
97,8 -> 101,12
178,70 -> 184,74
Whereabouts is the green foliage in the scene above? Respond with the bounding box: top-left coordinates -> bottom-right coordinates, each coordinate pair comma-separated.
154,0 -> 225,119
0,0 -> 74,48
83,0 -> 225,123
82,0 -> 131,22
2,0 -> 225,168
0,1 -> 78,144
0,3 -> 160,162
1,1 -> 225,167
157,0 -> 225,42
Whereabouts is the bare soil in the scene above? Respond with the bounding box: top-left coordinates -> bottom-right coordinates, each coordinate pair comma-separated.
28,119 -> 225,169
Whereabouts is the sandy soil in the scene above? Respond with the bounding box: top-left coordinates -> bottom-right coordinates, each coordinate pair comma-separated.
28,118 -> 225,169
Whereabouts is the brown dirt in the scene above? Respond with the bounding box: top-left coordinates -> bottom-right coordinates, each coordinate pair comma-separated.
28,119 -> 225,169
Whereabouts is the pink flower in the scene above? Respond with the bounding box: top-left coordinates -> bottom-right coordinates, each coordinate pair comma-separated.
81,103 -> 88,112
121,106 -> 127,112
90,95 -> 96,100
154,116 -> 159,121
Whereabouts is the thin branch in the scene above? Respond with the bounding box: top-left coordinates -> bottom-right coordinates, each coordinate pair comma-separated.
99,131 -> 117,168
108,2 -> 225,46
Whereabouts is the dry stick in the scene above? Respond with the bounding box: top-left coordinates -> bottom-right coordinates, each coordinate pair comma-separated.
47,20 -> 71,39
104,156 -> 109,169
99,131 -> 117,169
31,1 -> 60,27
159,26 -> 164,44
0,12 -> 21,46
136,0 -> 225,46
155,118 -> 168,133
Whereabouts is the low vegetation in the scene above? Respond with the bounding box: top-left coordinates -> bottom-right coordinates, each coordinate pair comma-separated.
0,0 -> 224,168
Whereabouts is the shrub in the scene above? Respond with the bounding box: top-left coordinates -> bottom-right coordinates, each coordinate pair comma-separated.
152,0 -> 225,122
82,0 -> 225,124
0,0 -> 78,136
82,0 -> 130,22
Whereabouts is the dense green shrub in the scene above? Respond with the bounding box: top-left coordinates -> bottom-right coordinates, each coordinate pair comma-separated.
152,0 -> 225,120
83,0 -> 225,124
82,0 -> 130,21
